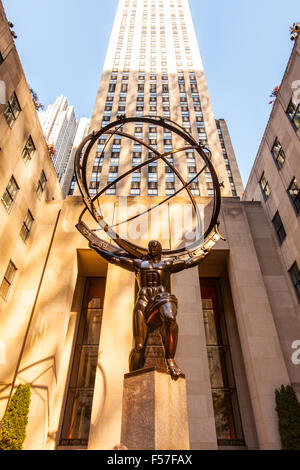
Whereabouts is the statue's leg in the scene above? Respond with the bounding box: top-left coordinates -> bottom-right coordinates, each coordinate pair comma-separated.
159,303 -> 183,377
129,302 -> 147,372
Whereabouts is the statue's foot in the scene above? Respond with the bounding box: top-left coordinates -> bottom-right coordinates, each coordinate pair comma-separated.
166,358 -> 184,378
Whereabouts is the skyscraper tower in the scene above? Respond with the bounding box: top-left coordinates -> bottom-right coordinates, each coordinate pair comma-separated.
85,0 -> 242,199
38,95 -> 78,182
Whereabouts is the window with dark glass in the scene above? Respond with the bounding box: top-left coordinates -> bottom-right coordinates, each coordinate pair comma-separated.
69,173 -> 76,196
22,136 -> 35,164
289,262 -> 300,303
106,183 -> 116,194
98,137 -> 107,145
272,211 -> 286,245
148,166 -> 157,174
259,172 -> 271,201
4,92 -> 21,127
271,138 -> 286,169
0,260 -> 17,301
286,97 -> 300,130
189,181 -> 199,190
131,181 -> 140,195
36,171 -> 47,199
200,279 -> 244,446
20,210 -> 34,242
109,166 -> 118,173
60,278 -> 106,446
287,178 -> 300,215
2,175 -> 19,212
108,83 -> 116,93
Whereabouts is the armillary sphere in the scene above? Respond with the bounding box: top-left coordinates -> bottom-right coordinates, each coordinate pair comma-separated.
75,116 -> 224,261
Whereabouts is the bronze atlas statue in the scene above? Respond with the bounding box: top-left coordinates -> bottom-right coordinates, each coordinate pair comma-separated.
75,116 -> 223,377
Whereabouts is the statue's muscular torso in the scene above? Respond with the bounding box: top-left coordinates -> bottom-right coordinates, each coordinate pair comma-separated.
135,259 -> 173,293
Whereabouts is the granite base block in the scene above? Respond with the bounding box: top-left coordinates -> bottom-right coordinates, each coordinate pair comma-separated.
120,367 -> 190,450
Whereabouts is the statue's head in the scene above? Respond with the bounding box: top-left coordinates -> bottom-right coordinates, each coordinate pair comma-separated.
148,240 -> 162,261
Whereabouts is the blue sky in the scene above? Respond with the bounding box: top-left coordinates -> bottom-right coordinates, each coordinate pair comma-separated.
3,0 -> 299,186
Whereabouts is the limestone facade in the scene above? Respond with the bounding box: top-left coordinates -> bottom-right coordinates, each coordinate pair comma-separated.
244,34 -> 300,319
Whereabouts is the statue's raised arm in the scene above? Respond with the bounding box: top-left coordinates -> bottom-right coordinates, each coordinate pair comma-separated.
89,242 -> 136,272
170,250 -> 207,274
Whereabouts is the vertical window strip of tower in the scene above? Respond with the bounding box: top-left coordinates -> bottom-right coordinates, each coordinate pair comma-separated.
216,122 -> 237,197
150,1 -> 156,73
140,0 -> 148,71
113,8 -> 128,68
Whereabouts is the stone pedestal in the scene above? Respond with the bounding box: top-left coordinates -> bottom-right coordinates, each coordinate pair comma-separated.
120,367 -> 190,450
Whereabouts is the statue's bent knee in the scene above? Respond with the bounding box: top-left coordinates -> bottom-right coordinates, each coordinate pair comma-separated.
134,337 -> 145,352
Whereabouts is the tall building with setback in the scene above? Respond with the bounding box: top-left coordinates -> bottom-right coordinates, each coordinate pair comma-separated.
82,0 -> 242,199
38,95 -> 78,182
61,117 -> 91,197
216,119 -> 244,197
0,0 -> 300,452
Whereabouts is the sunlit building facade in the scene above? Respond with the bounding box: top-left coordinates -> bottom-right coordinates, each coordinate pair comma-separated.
0,0 -> 299,452
244,34 -> 300,313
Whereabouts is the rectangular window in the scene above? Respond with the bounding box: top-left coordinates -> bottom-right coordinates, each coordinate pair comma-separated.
4,92 -> 21,127
131,181 -> 140,195
259,172 -> 271,201
36,171 -> 47,199
289,262 -> 300,303
287,178 -> 300,215
106,184 -> 116,195
20,210 -> 34,242
200,278 -> 244,446
271,138 -> 286,169
22,136 -> 36,164
60,278 -> 106,446
272,211 -> 286,245
1,175 -> 19,212
68,174 -> 76,196
286,97 -> 300,130
0,260 -> 17,300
